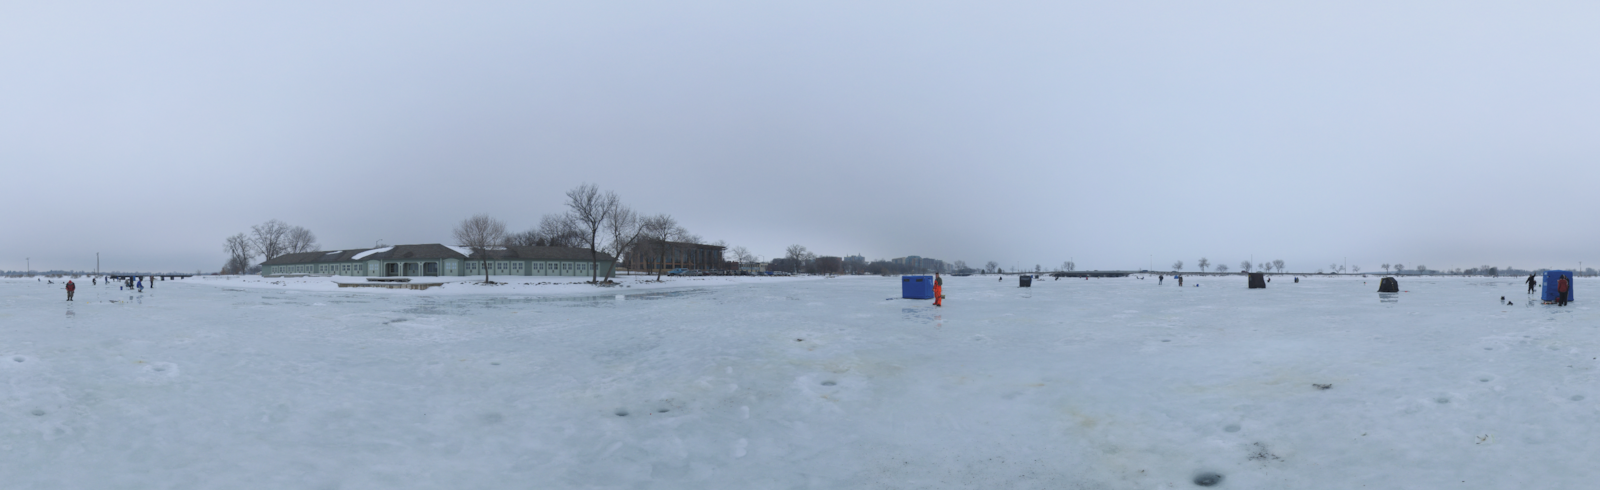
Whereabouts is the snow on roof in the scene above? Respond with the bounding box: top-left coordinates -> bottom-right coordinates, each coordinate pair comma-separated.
323,251 -> 343,255
352,247 -> 393,260
445,245 -> 473,257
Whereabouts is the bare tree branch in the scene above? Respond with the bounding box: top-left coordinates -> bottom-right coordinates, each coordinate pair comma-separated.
286,226 -> 319,254
223,233 -> 255,275
565,183 -> 621,283
250,220 -> 290,260
453,214 -> 507,283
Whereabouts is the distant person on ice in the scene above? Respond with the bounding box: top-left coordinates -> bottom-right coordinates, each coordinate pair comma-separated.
65,280 -> 75,301
1158,275 -> 1164,285
934,273 -> 943,307
136,278 -> 143,292
1177,275 -> 1183,287
1557,275 -> 1570,306
1527,274 -> 1538,294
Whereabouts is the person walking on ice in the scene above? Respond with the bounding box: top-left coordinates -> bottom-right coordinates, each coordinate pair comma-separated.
1158,275 -> 1164,285
934,273 -> 944,307
1527,274 -> 1538,294
65,280 -> 75,301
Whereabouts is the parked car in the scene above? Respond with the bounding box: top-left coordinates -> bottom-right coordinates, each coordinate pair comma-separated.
667,268 -> 689,276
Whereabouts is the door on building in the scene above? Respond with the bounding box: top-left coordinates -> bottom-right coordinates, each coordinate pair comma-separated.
424,262 -> 438,276
385,263 -> 398,277
404,263 -> 419,276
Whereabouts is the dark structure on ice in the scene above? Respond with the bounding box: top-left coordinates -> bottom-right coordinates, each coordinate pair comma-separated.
1378,277 -> 1399,293
1541,270 -> 1574,303
901,275 -> 934,299
1019,275 -> 1032,287
1247,273 -> 1266,289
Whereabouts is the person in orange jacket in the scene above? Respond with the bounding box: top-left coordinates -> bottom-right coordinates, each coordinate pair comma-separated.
65,280 -> 76,301
933,273 -> 944,307
1557,275 -> 1570,306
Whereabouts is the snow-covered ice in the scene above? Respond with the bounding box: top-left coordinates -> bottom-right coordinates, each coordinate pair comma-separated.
2,274 -> 1597,488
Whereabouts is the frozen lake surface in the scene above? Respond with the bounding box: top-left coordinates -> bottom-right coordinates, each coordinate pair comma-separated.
2,274 -> 1597,488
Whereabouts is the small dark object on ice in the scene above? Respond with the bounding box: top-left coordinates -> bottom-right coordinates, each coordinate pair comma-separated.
1193,472 -> 1224,486
795,339 -> 803,342
1313,383 -> 1332,390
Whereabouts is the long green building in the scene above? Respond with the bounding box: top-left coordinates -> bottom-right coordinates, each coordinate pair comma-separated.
260,244 -> 615,278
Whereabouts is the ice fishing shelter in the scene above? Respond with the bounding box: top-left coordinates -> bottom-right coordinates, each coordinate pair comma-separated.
1541,270 -> 1574,302
1248,273 -> 1266,289
1378,277 -> 1399,293
1019,275 -> 1033,287
902,275 -> 935,299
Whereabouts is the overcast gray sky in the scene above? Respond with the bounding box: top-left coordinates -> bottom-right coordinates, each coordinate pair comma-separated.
3,1 -> 1598,273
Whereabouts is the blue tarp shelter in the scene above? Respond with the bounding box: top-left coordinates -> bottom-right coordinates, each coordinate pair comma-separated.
1542,270 -> 1574,302
902,275 -> 934,299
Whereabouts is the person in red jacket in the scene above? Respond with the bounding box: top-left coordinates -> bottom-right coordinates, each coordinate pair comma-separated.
65,280 -> 75,301
1557,275 -> 1570,306
933,273 -> 944,307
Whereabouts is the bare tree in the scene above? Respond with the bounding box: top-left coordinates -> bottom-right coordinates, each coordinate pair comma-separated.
1381,263 -> 1391,273
1062,260 -> 1075,272
1273,259 -> 1285,273
727,246 -> 755,272
985,261 -> 999,273
601,205 -> 645,282
1415,265 -> 1428,273
1172,260 -> 1183,271
454,214 -> 507,283
286,226 -> 319,254
1197,257 -> 1210,272
640,214 -> 687,280
1351,265 -> 1360,273
223,233 -> 255,276
953,260 -> 968,272
565,184 -> 622,282
785,244 -> 810,273
1393,263 -> 1404,273
250,220 -> 290,260
504,229 -> 541,247
1215,263 -> 1229,273
1240,260 -> 1251,272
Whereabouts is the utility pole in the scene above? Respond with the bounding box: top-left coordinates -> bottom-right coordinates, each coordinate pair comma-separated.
96,253 -> 100,274
26,257 -> 29,276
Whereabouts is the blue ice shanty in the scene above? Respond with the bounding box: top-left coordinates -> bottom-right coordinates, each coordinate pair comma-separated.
1541,270 -> 1574,302
902,275 -> 934,299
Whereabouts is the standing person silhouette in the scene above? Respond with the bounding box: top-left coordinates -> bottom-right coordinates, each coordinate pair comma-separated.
1527,274 -> 1538,294
933,273 -> 943,307
65,280 -> 75,301
1557,275 -> 1570,306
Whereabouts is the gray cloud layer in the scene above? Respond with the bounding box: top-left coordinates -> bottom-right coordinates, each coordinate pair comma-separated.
3,1 -> 1597,273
